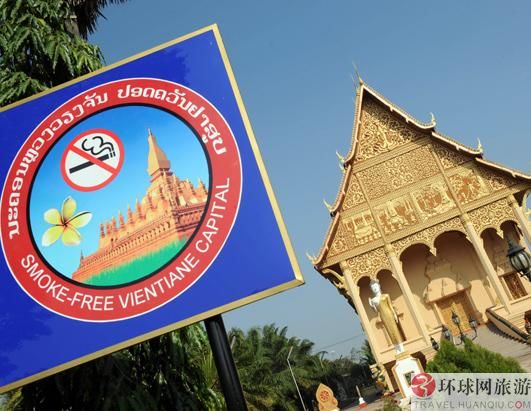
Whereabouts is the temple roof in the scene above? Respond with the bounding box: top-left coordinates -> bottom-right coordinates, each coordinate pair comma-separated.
313,81 -> 530,268
147,129 -> 171,176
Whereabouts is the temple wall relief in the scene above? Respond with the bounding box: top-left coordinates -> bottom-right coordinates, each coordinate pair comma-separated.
355,99 -> 423,162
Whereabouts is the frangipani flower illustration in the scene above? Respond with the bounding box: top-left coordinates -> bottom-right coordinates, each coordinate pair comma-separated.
42,196 -> 92,247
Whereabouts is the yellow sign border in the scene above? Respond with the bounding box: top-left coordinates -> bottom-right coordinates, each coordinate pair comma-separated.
0,23 -> 304,394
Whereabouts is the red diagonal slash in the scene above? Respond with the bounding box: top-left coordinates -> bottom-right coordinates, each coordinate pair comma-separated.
69,145 -> 117,174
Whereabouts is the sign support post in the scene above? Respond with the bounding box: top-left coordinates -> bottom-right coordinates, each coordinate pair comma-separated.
205,314 -> 248,411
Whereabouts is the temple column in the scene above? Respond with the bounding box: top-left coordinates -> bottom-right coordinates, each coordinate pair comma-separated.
385,246 -> 430,346
340,263 -> 383,363
507,195 -> 531,243
462,215 -> 512,313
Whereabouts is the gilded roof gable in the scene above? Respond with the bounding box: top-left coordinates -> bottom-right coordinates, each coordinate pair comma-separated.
313,83 -> 530,269
353,96 -> 425,162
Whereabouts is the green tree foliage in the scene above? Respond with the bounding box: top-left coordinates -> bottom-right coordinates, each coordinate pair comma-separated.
382,396 -> 401,411
229,324 -> 324,411
426,338 -> 525,373
5,326 -> 224,410
322,356 -> 372,403
67,0 -> 130,39
229,324 -> 374,410
0,0 -> 104,106
351,339 -> 375,365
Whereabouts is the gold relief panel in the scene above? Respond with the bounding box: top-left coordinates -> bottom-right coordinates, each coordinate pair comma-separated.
391,217 -> 465,257
329,210 -> 381,258
357,167 -> 392,200
357,146 -> 439,200
412,181 -> 456,220
468,198 -> 516,234
344,210 -> 381,245
356,100 -> 423,161
432,143 -> 470,169
386,146 -> 438,188
341,174 -> 366,211
344,247 -> 390,280
374,195 -> 418,235
479,168 -> 517,192
449,168 -> 490,205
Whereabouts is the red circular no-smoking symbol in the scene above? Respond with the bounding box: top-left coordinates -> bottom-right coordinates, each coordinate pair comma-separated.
61,129 -> 124,192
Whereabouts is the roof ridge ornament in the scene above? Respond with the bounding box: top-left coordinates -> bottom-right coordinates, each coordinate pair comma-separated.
352,62 -> 364,86
323,199 -> 333,212
305,251 -> 317,265
429,112 -> 436,127
336,150 -> 345,166
476,138 -> 483,154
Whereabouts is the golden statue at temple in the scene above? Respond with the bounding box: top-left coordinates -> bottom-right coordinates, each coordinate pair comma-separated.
368,279 -> 404,352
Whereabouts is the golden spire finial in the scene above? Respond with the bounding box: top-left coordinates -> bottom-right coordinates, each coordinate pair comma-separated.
352,62 -> 364,85
147,128 -> 171,176
476,138 -> 483,153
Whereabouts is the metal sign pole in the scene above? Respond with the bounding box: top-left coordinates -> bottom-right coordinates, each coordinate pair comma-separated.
205,314 -> 248,411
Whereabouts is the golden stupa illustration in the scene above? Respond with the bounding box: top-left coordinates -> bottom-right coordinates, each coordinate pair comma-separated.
72,129 -> 208,283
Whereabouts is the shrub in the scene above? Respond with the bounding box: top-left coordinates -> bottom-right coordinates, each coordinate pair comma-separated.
382,396 -> 401,411
426,338 -> 525,373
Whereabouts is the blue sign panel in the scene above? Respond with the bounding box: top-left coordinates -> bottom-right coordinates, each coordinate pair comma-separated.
0,25 -> 302,392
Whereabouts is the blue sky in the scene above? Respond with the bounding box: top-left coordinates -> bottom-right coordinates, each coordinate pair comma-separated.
89,1 -> 531,356
30,105 -> 208,278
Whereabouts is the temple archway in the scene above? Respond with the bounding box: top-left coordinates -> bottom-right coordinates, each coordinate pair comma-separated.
400,243 -> 440,335
431,231 -> 491,330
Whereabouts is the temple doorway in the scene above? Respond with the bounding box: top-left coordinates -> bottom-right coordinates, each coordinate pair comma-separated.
436,291 -> 477,336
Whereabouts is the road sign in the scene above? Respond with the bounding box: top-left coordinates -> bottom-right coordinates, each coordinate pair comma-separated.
61,129 -> 124,191
0,25 -> 303,392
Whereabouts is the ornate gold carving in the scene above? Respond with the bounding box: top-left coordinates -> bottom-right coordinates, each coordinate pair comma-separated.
329,211 -> 381,257
356,100 -> 424,161
357,168 -> 391,200
432,143 -> 470,169
357,146 -> 439,200
375,195 -> 418,235
468,198 -> 516,234
480,168 -> 517,192
321,268 -> 346,291
412,181 -> 456,220
449,168 -> 490,204
391,217 -> 465,256
344,247 -> 390,280
342,174 -> 365,211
